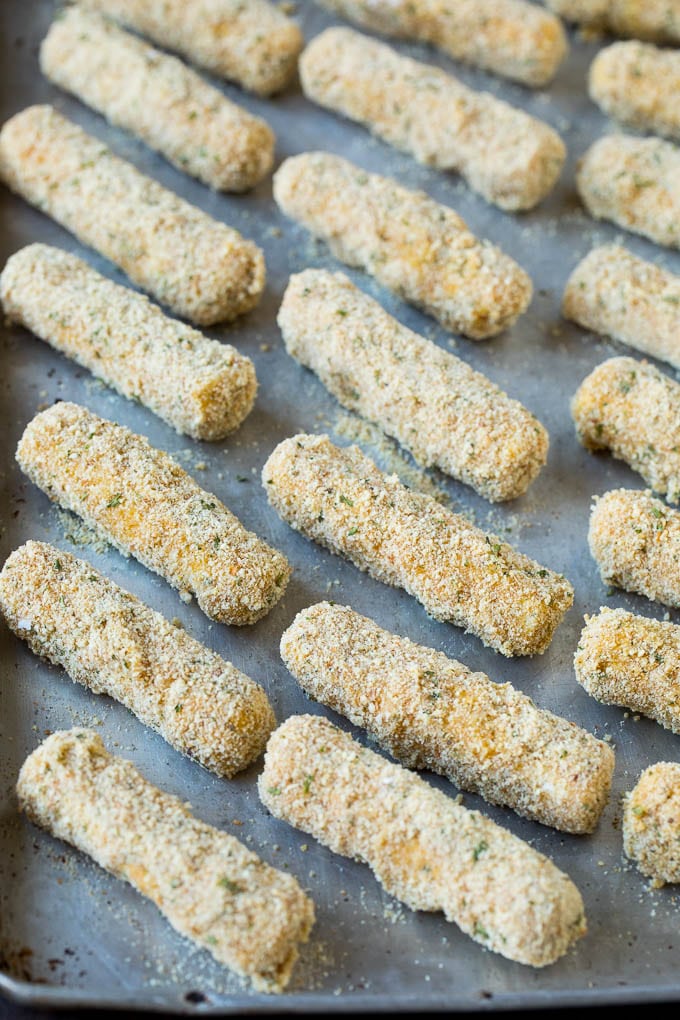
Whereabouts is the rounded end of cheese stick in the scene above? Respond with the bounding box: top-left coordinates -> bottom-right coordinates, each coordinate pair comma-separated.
623,762 -> 680,885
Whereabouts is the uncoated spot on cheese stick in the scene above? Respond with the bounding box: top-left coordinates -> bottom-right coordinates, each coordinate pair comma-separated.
18,729 -> 315,992
546,0 -> 680,44
589,42 -> 680,142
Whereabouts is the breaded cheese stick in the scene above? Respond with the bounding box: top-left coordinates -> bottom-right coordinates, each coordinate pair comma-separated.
572,357 -> 680,501
18,729 -> 314,992
79,0 -> 303,96
259,715 -> 587,967
0,105 -> 265,325
623,762 -> 680,884
546,1 -> 680,44
563,246 -> 680,371
0,542 -> 276,777
577,134 -> 680,250
589,42 -> 680,142
0,244 -> 257,441
40,8 -> 274,192
17,403 -> 290,626
589,488 -> 680,607
299,29 -> 565,212
281,602 -> 614,833
315,0 -> 567,88
274,153 -> 532,338
262,434 -> 573,657
279,270 -> 547,501
575,606 -> 680,734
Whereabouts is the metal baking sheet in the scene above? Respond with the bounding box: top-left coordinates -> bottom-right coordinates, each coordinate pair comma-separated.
2,0 -> 680,1012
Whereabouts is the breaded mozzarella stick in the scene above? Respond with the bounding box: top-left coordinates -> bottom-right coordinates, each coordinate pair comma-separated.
274,153 -> 532,338
40,8 -> 275,192
315,0 -> 568,87
262,434 -> 573,657
577,134 -> 680,250
0,542 -> 276,777
575,606 -> 680,734
546,1 -> 680,44
563,246 -> 680,371
0,105 -> 265,325
279,270 -> 547,501
572,357 -> 680,502
18,729 -> 314,992
0,244 -> 256,441
589,42 -> 680,142
259,715 -> 587,967
624,763 -> 680,884
281,602 -> 614,832
589,489 -> 680,608
299,29 -> 565,212
17,403 -> 290,626
79,0 -> 303,96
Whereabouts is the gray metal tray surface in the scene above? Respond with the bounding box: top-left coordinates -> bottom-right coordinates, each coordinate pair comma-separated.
1,0 -> 680,1013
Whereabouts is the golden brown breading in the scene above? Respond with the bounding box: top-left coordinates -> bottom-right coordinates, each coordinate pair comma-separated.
589,41 -> 680,141
623,762 -> 680,884
546,1 -> 680,44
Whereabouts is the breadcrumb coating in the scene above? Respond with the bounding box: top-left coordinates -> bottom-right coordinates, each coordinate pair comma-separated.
577,133 -> 680,250
315,0 -> 568,87
0,541 -> 276,777
279,269 -> 547,501
299,29 -> 565,212
0,244 -> 257,441
546,1 -> 680,44
281,602 -> 614,833
563,245 -> 680,371
262,434 -> 573,656
0,105 -> 265,325
273,153 -> 532,338
79,0 -> 303,96
17,402 -> 290,625
623,762 -> 680,884
572,356 -> 680,501
259,715 -> 587,967
588,488 -> 680,607
17,729 -> 314,992
575,606 -> 680,735
589,41 -> 680,142
40,8 -> 275,192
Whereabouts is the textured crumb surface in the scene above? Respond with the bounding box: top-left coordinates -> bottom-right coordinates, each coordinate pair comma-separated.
563,245 -> 680,371
546,0 -> 680,43
588,488 -> 680,607
16,402 -> 290,625
259,715 -> 587,968
589,41 -> 680,141
299,29 -> 565,212
281,602 -> 613,832
79,0 -> 303,95
274,152 -> 532,338
263,433 -> 573,656
0,541 -> 276,776
624,762 -> 680,884
0,105 -> 265,325
0,243 -> 257,440
17,729 -> 314,992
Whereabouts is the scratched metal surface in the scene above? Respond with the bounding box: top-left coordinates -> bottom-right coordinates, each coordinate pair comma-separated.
1,0 -> 680,1012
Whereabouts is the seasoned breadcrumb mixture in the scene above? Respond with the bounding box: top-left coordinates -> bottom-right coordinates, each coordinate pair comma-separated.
17,729 -> 314,992
0,542 -> 276,777
79,0 -> 303,96
563,245 -> 680,371
40,8 -> 275,192
572,357 -> 680,501
263,433 -> 573,656
623,762 -> 680,885
0,105 -> 265,325
279,269 -> 547,501
316,0 -> 568,87
577,134 -> 680,250
281,602 -> 614,833
589,488 -> 680,607
589,41 -> 680,142
575,606 -> 680,735
546,0 -> 680,44
0,244 -> 257,441
274,152 -> 532,338
299,29 -> 566,212
17,402 -> 290,625
259,715 -> 587,967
